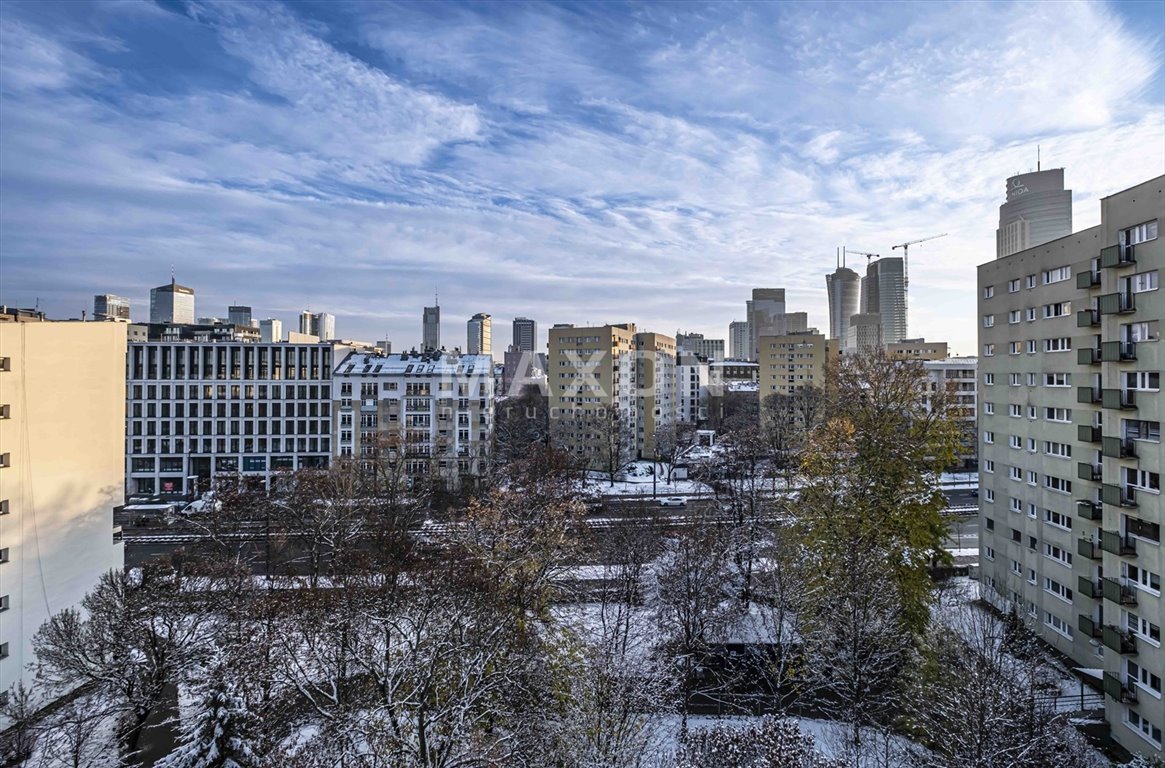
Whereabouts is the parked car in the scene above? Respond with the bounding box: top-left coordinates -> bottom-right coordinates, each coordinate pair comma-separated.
659,497 -> 687,507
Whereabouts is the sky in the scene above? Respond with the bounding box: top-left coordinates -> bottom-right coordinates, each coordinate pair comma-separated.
1,0 -> 1163,356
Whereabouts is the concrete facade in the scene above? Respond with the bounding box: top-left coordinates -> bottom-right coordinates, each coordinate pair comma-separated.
978,175 -> 1163,758
467,313 -> 492,356
757,330 -> 837,400
996,168 -> 1073,259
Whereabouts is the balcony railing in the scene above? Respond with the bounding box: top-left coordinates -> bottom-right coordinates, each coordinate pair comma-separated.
1079,615 -> 1103,638
1076,308 -> 1101,327
1102,436 -> 1137,459
1076,500 -> 1102,520
1099,292 -> 1136,315
1077,346 -> 1102,366
1103,483 -> 1138,508
1102,626 -> 1138,655
1104,671 -> 1138,702
1078,425 -> 1102,443
1078,576 -> 1103,599
1100,243 -> 1135,269
1077,538 -> 1101,560
1077,270 -> 1102,289
1102,388 -> 1136,410
1077,386 -> 1102,405
1077,462 -> 1102,482
1102,577 -> 1137,605
1101,529 -> 1137,556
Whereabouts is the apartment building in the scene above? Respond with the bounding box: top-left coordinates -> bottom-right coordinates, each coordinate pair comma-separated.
332,350 -> 493,491
468,313 -> 492,356
634,332 -> 677,457
676,354 -> 710,424
978,175 -> 1163,758
923,356 -> 978,470
547,323 -> 638,466
888,338 -> 950,361
125,342 -> 335,496
0,321 -> 126,710
676,332 -> 726,362
729,320 -> 750,361
757,330 -> 838,400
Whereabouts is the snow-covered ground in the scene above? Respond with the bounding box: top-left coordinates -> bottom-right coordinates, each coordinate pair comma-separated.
583,461 -> 711,497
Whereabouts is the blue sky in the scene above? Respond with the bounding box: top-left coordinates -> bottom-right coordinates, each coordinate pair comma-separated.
1,0 -> 1163,354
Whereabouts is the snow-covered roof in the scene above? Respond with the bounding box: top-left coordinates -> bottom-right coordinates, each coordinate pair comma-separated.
335,351 -> 494,377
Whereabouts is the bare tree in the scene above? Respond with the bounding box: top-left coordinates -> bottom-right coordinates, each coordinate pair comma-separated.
675,716 -> 845,768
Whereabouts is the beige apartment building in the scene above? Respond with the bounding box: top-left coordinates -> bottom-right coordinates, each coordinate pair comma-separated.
0,319 -> 126,710
978,175 -> 1163,758
634,332 -> 676,458
757,330 -> 838,401
887,338 -> 949,361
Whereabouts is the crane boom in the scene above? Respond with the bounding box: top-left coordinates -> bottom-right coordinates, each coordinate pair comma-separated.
891,233 -> 947,338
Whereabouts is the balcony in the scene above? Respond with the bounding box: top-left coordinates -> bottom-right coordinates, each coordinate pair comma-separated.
1102,436 -> 1137,459
1078,615 -> 1103,638
1078,576 -> 1103,599
1077,346 -> 1102,366
1101,529 -> 1137,556
1078,425 -> 1102,443
1100,243 -> 1135,269
1099,292 -> 1136,315
1077,462 -> 1102,482
1102,626 -> 1138,655
1077,308 -> 1101,327
1077,538 -> 1101,560
1102,388 -> 1136,410
1103,483 -> 1137,508
1102,577 -> 1138,605
1100,340 -> 1137,362
1077,270 -> 1102,289
1077,386 -> 1102,405
1076,500 -> 1103,520
1104,671 -> 1138,702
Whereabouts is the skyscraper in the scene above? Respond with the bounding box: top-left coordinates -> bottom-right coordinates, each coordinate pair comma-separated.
297,311 -> 335,341
996,167 -> 1072,259
299,310 -> 314,336
228,305 -> 252,327
423,305 -> 441,350
825,267 -> 861,345
149,278 -> 195,324
259,318 -> 283,343
93,294 -> 130,322
747,288 -> 807,360
729,320 -> 750,360
467,313 -> 492,355
861,257 -> 906,345
512,317 -> 537,352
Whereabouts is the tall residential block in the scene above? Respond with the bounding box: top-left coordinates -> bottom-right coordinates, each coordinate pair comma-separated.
0,320 -> 126,705
756,329 -> 837,401
923,356 -> 978,470
94,294 -> 131,322
862,257 -> 906,345
729,320 -> 751,360
333,350 -> 493,490
996,168 -> 1073,259
467,313 -> 492,356
512,317 -> 537,353
125,342 -> 334,496
149,278 -> 195,324
423,305 -> 441,351
826,267 -> 861,346
676,332 -> 726,362
978,175 -> 1162,758
634,331 -> 677,457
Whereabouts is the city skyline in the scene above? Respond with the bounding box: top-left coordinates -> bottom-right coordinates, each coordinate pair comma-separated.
1,1 -> 1164,356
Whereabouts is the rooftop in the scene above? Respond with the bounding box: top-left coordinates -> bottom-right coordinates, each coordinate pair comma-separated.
336,350 -> 494,376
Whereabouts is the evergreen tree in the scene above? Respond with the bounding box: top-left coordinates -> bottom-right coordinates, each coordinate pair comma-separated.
158,678 -> 258,768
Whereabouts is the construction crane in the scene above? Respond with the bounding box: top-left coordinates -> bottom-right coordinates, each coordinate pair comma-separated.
892,233 -> 947,336
846,249 -> 881,266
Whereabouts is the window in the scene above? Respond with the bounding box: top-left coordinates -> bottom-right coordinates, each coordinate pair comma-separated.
1044,612 -> 1073,639
1025,275 -> 1036,289
1008,310 -> 1021,325
1009,404 -> 1022,418
1043,441 -> 1071,458
984,402 -> 995,415
1027,372 -> 1037,386
1045,509 -> 1072,530
983,431 -> 995,444
1008,373 -> 1021,386
983,459 -> 995,473
1009,497 -> 1022,513
1043,373 -> 1069,387
1010,557 -> 1022,572
1008,341 -> 1021,354
1126,371 -> 1160,392
1042,266 -> 1071,284
984,373 -> 995,385
1027,568 -> 1037,584
1026,339 -> 1037,354
1122,220 -> 1159,246
0,548 -> 7,563
983,314 -> 995,328
1027,471 -> 1038,487
1045,475 -> 1072,494
1044,407 -> 1071,423
1124,419 -> 1161,443
1008,436 -> 1021,450
1008,466 -> 1022,480
984,546 -> 995,560
1008,278 -> 1021,293
984,488 -> 995,502
1124,563 -> 1162,595
1125,467 -> 1161,493
1043,302 -> 1070,318
1124,321 -> 1160,343
983,286 -> 995,299
1026,307 -> 1036,322
1044,337 -> 1072,352
1128,612 -> 1162,645
983,343 -> 995,356
1028,406 -> 1037,420
1125,710 -> 1162,747
985,517 -> 995,531
1130,271 -> 1158,293
1044,577 -> 1073,603
1027,438 -> 1037,453
1044,543 -> 1072,568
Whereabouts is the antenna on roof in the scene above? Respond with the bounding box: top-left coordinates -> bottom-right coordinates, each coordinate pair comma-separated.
1037,144 -> 1041,172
